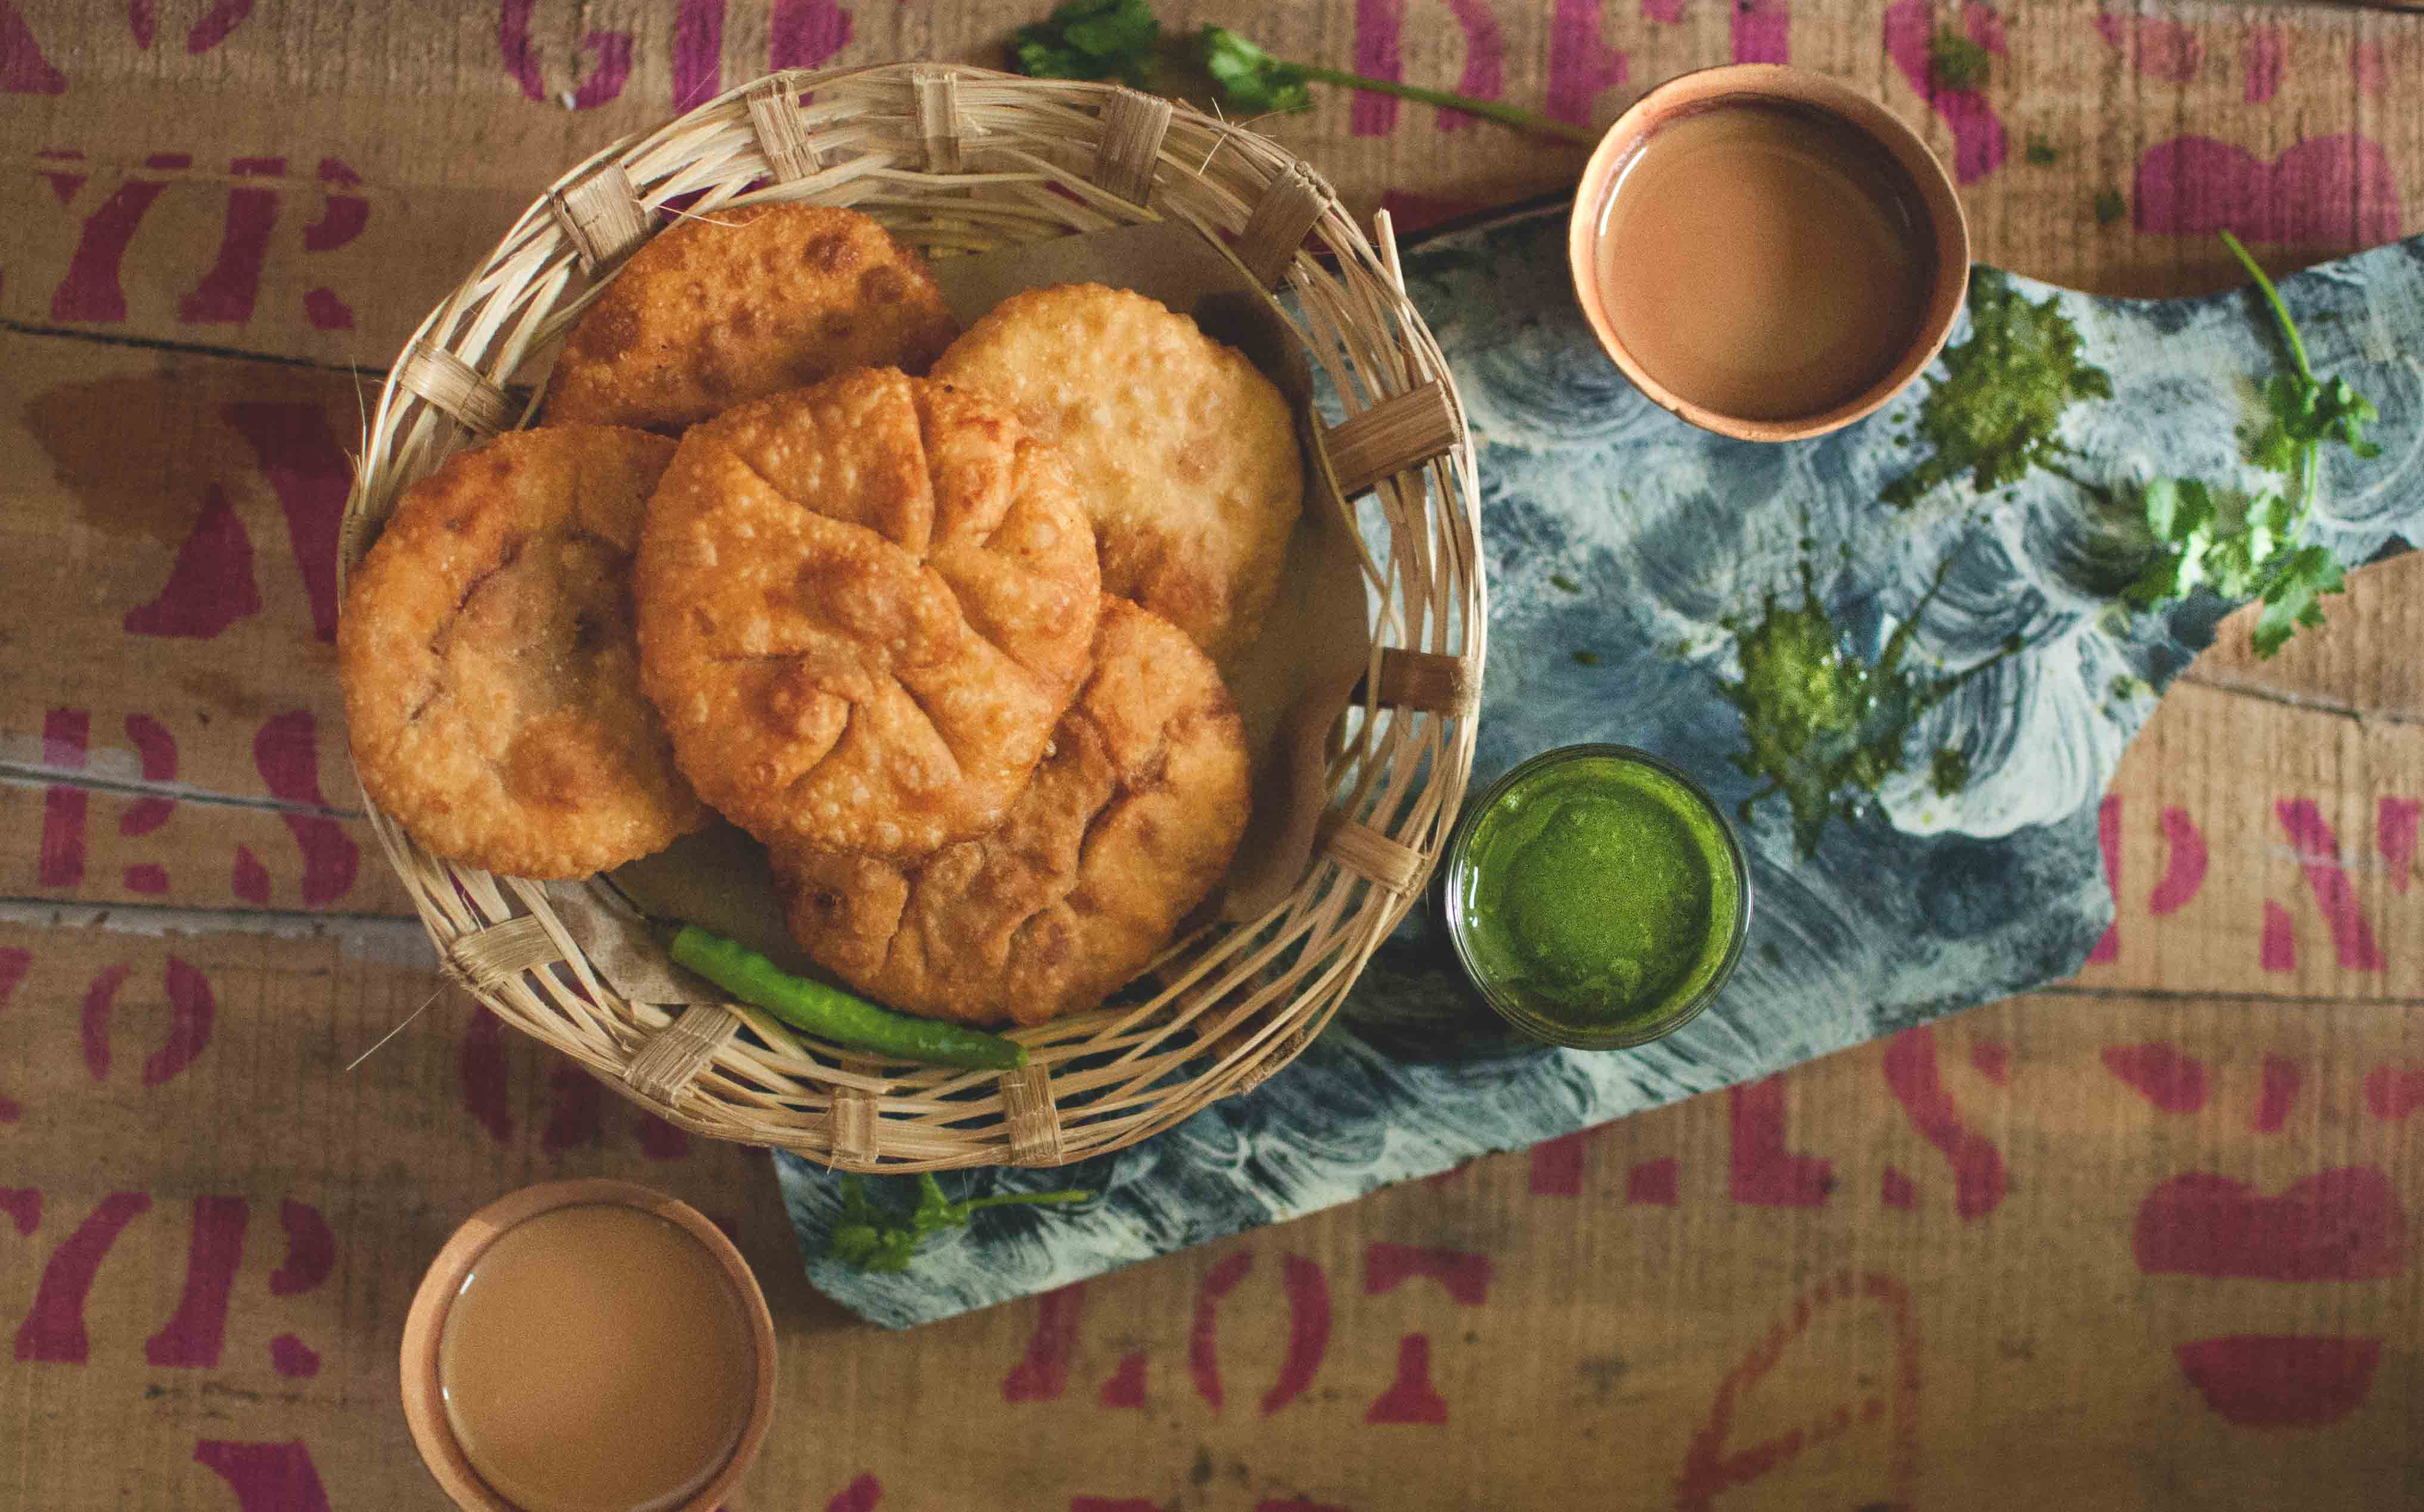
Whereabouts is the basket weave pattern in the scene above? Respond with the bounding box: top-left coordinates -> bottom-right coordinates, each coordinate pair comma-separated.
343,64 -> 1486,1171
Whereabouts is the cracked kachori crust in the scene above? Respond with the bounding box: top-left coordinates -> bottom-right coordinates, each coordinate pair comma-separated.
776,597 -> 1249,1027
545,204 -> 960,433
930,283 -> 1303,663
635,368 -> 1101,861
338,426 -> 709,878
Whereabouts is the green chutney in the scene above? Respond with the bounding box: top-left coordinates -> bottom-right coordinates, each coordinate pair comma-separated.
1448,748 -> 1746,1047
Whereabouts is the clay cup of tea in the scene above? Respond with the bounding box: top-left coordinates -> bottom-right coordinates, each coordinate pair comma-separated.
1569,64 -> 1970,442
401,1179 -> 777,1512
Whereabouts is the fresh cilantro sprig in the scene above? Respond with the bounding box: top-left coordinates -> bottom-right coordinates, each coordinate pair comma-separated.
1013,0 -> 1160,86
828,1173 -> 1092,1273
1012,0 -> 1599,144
2126,232 -> 2379,657
1197,27 -> 1311,115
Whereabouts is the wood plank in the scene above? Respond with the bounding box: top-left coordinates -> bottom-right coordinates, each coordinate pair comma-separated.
2193,545 -> 2424,721
2078,676 -> 2424,1002
0,784 -> 412,918
4,920 -> 2420,1507
2,2 -> 2419,365
2066,556 -> 2424,1002
0,920 -> 802,1510
5,2 -> 2424,1507
0,331 -> 367,856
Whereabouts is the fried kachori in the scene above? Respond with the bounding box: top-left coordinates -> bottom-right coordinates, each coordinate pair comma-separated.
635,368 -> 1101,861
339,426 -> 710,878
546,204 -> 960,433
776,596 -> 1250,1026
930,283 -> 1303,663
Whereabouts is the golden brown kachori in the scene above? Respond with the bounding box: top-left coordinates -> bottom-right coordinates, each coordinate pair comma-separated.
777,597 -> 1250,1026
339,426 -> 709,878
635,368 -> 1101,862
547,204 -> 959,433
931,283 -> 1303,663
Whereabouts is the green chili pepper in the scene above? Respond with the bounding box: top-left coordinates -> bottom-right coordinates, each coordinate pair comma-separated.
669,925 -> 1028,1071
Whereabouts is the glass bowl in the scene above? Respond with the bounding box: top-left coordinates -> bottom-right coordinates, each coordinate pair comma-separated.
1440,743 -> 1752,1050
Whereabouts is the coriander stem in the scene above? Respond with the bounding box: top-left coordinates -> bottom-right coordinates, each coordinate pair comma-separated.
2219,229 -> 2312,383
1290,65 -> 1602,145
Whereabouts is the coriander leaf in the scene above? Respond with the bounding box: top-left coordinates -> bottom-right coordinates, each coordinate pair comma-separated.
2122,550 -> 2183,610
828,1177 -> 922,1271
2248,371 -> 2308,473
2125,478 -> 2217,606
837,1173 -> 886,1227
2141,477 -> 2186,539
2023,133 -> 2059,167
1011,2 -> 1600,143
2252,545 -> 2344,658
2240,489 -> 2299,576
2093,189 -> 2127,226
826,1173 -> 1094,1272
828,1221 -> 881,1266
2252,368 -> 2382,473
1928,29 -> 1991,91
828,1222 -> 919,1272
1200,26 -> 1311,114
2318,377 -> 2381,458
1014,0 -> 1160,85
907,1172 -> 962,1232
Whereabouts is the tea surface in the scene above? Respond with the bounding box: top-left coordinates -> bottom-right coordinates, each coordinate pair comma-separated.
440,1203 -> 755,1512
1594,101 -> 1932,421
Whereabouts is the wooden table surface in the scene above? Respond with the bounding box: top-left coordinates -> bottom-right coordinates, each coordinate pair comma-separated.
4,2 -> 2422,1507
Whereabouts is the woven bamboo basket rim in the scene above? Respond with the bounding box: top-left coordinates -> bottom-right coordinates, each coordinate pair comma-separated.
340,61 -> 1488,1172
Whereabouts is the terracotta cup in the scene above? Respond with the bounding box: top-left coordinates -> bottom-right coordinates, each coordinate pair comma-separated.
400,1179 -> 778,1512
1567,63 -> 1971,442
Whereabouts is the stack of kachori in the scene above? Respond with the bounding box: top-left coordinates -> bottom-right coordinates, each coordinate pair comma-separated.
339,204 -> 1302,1027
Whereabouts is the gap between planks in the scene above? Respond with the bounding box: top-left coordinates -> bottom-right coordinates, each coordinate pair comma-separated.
0,316 -> 387,380
0,897 -> 432,963
1,900 -> 2411,1011
2177,670 -> 2424,728
0,760 -> 365,821
2034,982 -> 2424,1009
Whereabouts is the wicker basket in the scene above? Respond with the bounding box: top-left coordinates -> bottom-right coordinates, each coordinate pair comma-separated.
342,63 -> 1486,1171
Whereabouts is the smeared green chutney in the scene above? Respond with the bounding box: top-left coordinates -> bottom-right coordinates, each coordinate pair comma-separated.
1451,752 -> 1743,1045
1881,270 -> 2113,509
1720,560 -> 1959,856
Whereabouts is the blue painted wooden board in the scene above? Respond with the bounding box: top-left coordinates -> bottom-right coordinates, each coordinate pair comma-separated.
776,206 -> 2424,1328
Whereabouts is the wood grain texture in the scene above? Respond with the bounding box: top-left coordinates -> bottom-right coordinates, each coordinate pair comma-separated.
4,926 -> 2419,1507
2,1 -> 2420,362
1,0 -> 2421,1505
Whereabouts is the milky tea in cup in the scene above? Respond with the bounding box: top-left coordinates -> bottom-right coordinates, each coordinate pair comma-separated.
1569,66 -> 1969,442
402,1181 -> 775,1512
